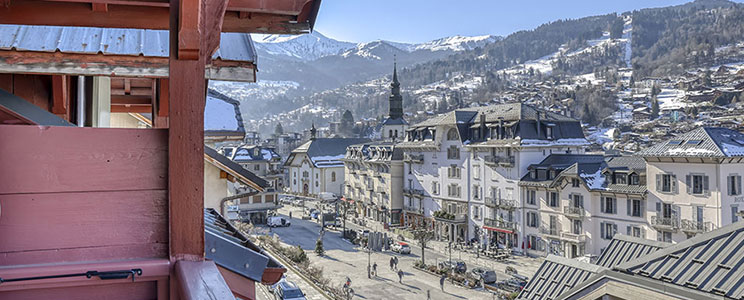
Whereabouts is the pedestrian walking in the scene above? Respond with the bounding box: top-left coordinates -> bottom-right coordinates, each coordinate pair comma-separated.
397,270 -> 403,283
289,211 -> 292,219
394,256 -> 399,270
427,290 -> 431,300
372,262 -> 377,277
389,257 -> 394,270
440,274 -> 446,291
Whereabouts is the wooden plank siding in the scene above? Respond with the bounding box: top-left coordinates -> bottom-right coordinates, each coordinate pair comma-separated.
0,125 -> 168,265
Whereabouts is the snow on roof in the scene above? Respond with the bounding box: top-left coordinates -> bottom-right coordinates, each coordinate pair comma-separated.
204,91 -> 243,133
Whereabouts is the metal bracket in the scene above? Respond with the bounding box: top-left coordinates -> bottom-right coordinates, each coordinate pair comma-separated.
0,268 -> 143,285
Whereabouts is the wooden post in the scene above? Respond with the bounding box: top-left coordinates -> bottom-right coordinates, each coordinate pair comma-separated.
154,78 -> 169,128
168,0 -> 206,262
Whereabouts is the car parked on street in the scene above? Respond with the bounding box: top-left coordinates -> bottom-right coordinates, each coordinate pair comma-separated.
497,278 -> 526,292
470,267 -> 497,284
268,216 -> 291,227
391,242 -> 411,254
438,260 -> 467,274
273,281 -> 306,300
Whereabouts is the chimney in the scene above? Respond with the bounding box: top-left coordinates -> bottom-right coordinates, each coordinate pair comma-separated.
479,114 -> 486,139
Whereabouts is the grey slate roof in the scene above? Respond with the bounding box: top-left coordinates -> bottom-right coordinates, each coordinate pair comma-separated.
204,208 -> 284,282
289,138 -> 371,168
637,127 -> 744,158
381,117 -> 408,126
614,220 -> 744,299
0,24 -> 255,62
204,146 -> 269,189
231,145 -> 281,162
520,154 -> 646,194
0,88 -> 73,126
595,234 -> 670,268
518,255 -> 606,300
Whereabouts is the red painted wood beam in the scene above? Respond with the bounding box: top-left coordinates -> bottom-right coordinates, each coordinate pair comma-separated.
168,0 -> 205,261
217,265 -> 256,300
52,75 -> 70,121
154,78 -> 169,128
0,0 -> 310,33
175,260 -> 232,300
111,105 -> 152,113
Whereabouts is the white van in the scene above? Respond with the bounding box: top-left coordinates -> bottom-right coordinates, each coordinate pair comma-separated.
268,216 -> 291,227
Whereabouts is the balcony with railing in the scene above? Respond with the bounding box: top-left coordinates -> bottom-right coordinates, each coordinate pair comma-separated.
484,197 -> 498,207
483,155 -> 515,168
498,199 -> 518,210
651,216 -> 680,231
484,218 -> 517,232
560,231 -> 587,244
681,219 -> 713,234
539,226 -> 561,238
403,153 -> 424,164
404,205 -> 424,215
563,206 -> 585,218
433,210 -> 467,223
403,188 -> 426,197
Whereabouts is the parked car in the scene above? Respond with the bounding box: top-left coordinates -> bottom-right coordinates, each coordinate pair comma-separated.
470,267 -> 497,284
391,242 -> 411,254
273,281 -> 306,300
497,278 -> 526,292
512,274 -> 529,283
438,260 -> 467,274
268,216 -> 291,227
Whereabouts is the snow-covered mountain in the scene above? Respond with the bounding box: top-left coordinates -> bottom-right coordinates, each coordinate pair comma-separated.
252,31 -> 355,61
252,31 -> 500,62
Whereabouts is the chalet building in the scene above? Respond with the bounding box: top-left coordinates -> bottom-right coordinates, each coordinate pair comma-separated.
637,127 -> 744,244
204,146 -> 277,224
397,103 -> 587,248
265,132 -> 305,161
518,221 -> 744,300
380,62 -> 409,141
342,142 -> 404,227
225,145 -> 284,189
0,1 -> 321,298
520,155 -> 649,259
285,129 -> 369,198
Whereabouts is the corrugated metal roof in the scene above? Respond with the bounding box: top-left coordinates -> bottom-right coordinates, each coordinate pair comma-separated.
518,255 -> 606,300
204,208 -> 284,282
0,24 -> 254,62
595,234 -> 670,268
616,221 -> 744,299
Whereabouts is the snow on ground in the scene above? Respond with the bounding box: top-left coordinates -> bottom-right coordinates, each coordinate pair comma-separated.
622,16 -> 633,68
657,88 -> 688,110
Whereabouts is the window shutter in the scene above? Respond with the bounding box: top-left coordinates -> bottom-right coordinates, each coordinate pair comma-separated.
738,176 -> 742,195
612,198 -> 617,215
686,175 -> 691,194
600,222 -> 605,239
703,175 -> 709,196
729,176 -> 734,196
627,199 -> 631,216
641,200 -> 646,218
600,197 -> 605,213
656,174 -> 661,192
626,225 -> 631,235
672,175 -> 678,193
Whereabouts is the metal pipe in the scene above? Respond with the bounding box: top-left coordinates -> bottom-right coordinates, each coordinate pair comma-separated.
77,76 -> 85,127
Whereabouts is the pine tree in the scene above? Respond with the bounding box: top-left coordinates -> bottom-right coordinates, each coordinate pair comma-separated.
315,238 -> 324,256
274,123 -> 284,136
651,96 -> 660,119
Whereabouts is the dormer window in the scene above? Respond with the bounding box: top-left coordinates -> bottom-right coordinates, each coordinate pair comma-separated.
530,169 -> 536,179
549,169 -> 556,179
546,124 -> 555,140
630,174 -> 640,185
615,173 -> 627,185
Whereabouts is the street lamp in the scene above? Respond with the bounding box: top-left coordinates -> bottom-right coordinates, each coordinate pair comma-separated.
367,235 -> 372,279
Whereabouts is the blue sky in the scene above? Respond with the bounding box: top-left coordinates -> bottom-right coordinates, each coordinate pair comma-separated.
313,0 -> 740,43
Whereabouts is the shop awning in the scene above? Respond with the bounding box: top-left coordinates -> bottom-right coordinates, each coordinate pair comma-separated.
483,226 -> 513,234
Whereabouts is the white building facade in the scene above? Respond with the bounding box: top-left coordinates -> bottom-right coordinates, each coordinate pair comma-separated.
285,138 -> 370,198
